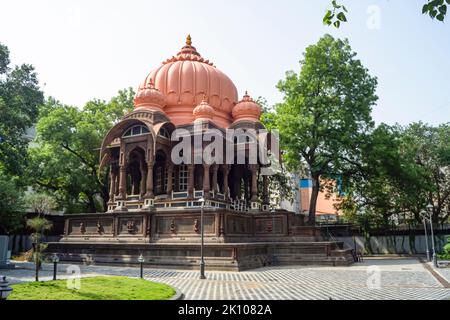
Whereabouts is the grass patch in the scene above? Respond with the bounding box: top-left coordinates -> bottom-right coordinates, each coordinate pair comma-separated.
9,276 -> 176,300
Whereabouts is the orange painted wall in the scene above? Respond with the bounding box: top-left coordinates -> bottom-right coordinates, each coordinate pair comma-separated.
300,179 -> 341,216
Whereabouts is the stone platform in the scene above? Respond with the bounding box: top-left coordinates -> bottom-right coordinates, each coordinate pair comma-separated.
47,208 -> 354,271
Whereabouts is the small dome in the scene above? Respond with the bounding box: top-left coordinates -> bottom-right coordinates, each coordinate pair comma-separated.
232,92 -> 261,123
193,98 -> 214,122
134,79 -> 167,112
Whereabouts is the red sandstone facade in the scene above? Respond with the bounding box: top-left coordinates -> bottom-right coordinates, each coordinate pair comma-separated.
50,36 -> 353,270
99,35 -> 268,213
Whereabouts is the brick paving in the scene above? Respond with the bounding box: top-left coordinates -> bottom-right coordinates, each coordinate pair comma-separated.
2,258 -> 450,300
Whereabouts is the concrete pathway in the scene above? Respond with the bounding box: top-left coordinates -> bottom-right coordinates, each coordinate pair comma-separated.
2,258 -> 450,300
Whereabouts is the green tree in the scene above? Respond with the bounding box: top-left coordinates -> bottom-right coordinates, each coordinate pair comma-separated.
26,89 -> 134,213
339,122 -> 450,229
26,193 -> 55,281
324,0 -> 450,27
26,218 -> 52,282
0,43 -> 44,175
275,35 -> 378,225
403,122 -> 450,223
339,124 -> 423,228
0,172 -> 25,234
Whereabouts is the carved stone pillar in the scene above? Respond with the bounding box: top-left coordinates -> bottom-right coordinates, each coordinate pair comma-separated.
223,165 -> 229,201
145,162 -> 154,199
109,168 -> 116,203
249,165 -> 259,211
143,161 -> 155,209
211,165 -> 218,193
118,165 -> 127,200
188,164 -> 194,198
203,164 -> 210,199
140,160 -> 146,197
262,173 -> 270,211
116,159 -> 128,211
244,172 -> 249,201
131,174 -> 136,195
167,164 -> 174,195
235,168 -> 242,200
115,174 -> 120,196
250,165 -> 258,202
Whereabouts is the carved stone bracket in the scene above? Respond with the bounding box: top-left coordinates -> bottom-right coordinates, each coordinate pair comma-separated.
126,220 -> 136,234
266,221 -> 273,233
170,219 -> 176,234
194,219 -> 200,233
79,222 -> 86,234
96,221 -> 103,234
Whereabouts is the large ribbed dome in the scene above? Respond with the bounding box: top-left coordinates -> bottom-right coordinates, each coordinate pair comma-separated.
135,35 -> 239,128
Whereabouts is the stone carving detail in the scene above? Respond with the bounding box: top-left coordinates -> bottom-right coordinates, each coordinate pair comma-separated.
193,219 -> 200,233
170,219 -> 176,234
266,221 -> 273,233
146,219 -> 151,236
97,221 -> 103,234
126,220 -> 136,234
79,222 -> 86,234
219,214 -> 224,236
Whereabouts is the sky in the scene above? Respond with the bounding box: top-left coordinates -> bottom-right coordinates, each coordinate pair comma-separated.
1,0 -> 449,126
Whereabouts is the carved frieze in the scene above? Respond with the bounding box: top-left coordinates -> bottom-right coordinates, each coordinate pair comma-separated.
156,216 -> 215,235
118,217 -> 144,235
68,219 -> 113,236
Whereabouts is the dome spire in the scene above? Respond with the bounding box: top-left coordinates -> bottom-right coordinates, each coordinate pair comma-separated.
163,34 -> 215,66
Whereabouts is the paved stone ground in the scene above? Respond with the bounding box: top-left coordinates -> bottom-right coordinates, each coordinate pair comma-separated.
436,267 -> 450,284
2,258 -> 450,300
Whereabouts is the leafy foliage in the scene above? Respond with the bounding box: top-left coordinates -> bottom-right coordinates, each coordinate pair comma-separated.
325,0 -> 449,27
0,43 -> 44,176
439,237 -> 450,260
26,89 -> 134,213
26,216 -> 53,281
323,0 -> 348,28
403,122 -> 450,223
422,0 -> 450,21
26,193 -> 57,215
0,171 -> 25,234
340,122 -> 450,230
26,216 -> 53,234
274,34 -> 377,224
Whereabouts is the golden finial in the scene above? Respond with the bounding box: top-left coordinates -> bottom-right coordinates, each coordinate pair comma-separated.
186,34 -> 192,46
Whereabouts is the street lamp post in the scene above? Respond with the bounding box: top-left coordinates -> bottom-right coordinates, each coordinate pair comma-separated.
138,254 -> 145,279
199,197 -> 206,280
52,254 -> 59,281
421,211 -> 431,262
426,203 -> 438,268
0,276 -> 13,300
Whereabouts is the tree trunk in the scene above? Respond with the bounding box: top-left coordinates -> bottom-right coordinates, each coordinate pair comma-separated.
101,192 -> 109,212
308,175 -> 320,226
35,238 -> 40,282
87,194 -> 96,213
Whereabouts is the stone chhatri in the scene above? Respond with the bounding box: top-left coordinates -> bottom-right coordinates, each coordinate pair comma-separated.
50,36 -> 354,272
